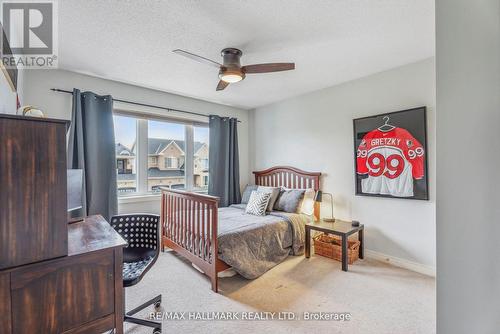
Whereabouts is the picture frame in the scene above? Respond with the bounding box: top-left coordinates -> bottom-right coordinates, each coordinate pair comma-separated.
0,22 -> 18,92
353,107 -> 429,200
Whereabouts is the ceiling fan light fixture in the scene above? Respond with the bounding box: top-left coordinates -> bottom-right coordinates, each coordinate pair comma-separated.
172,48 -> 295,91
219,68 -> 245,83
220,73 -> 242,83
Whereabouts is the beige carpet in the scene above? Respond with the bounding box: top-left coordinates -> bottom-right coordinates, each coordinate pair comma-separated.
124,251 -> 435,334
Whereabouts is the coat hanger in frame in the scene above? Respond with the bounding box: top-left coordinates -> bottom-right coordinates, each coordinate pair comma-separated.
378,116 -> 395,132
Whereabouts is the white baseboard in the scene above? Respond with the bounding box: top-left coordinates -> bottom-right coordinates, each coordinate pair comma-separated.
365,249 -> 436,277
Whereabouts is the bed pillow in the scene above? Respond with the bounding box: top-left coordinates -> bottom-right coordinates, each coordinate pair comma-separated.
245,191 -> 272,216
241,185 -> 258,204
256,186 -> 281,212
274,189 -> 306,213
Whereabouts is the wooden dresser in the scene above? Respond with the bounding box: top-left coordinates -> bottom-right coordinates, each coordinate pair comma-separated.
0,114 -> 68,269
0,216 -> 126,333
0,114 -> 126,333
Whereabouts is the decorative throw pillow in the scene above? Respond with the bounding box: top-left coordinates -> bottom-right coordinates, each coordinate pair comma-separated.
241,185 -> 258,204
245,191 -> 271,216
274,189 -> 306,213
257,186 -> 281,212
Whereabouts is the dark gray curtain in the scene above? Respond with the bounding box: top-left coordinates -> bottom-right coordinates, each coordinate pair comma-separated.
67,89 -> 117,221
208,115 -> 241,207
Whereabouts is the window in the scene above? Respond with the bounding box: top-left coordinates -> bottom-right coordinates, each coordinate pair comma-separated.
113,115 -> 137,195
117,160 -> 125,171
148,119 -> 185,192
113,112 -> 207,195
165,157 -> 178,169
201,159 -> 209,170
193,126 -> 209,192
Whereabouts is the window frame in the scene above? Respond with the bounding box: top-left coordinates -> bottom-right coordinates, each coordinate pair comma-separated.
114,109 -> 209,197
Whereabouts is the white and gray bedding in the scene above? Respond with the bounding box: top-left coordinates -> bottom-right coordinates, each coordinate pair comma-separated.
217,204 -> 309,279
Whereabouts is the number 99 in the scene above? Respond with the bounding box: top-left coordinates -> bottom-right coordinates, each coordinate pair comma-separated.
408,147 -> 424,159
367,153 -> 404,179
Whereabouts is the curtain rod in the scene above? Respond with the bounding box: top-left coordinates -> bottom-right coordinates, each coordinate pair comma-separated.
50,88 -> 241,122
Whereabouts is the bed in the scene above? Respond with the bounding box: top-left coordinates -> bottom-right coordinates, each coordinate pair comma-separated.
160,166 -> 321,292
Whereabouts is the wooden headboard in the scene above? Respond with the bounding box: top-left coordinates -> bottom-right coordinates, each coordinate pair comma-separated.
253,166 -> 322,218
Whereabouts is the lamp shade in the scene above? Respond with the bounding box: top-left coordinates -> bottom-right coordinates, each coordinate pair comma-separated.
314,190 -> 323,202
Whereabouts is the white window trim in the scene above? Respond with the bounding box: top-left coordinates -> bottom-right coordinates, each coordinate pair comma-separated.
118,193 -> 161,204
136,119 -> 148,194
185,124 -> 194,190
114,110 -> 208,201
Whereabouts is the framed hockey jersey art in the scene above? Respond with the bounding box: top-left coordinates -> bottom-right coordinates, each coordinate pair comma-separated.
353,107 -> 429,200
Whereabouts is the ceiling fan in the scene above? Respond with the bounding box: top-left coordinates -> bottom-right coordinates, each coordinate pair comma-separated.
172,48 -> 295,91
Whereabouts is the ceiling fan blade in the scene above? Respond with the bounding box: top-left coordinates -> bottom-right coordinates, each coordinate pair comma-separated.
216,80 -> 229,91
172,49 -> 222,68
242,63 -> 295,74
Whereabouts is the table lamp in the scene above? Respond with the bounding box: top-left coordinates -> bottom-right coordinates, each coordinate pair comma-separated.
314,190 -> 335,222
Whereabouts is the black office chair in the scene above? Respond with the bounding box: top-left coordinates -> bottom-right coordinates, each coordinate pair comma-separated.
110,214 -> 162,334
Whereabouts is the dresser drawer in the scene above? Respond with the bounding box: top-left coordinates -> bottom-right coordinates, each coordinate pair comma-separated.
10,249 -> 115,333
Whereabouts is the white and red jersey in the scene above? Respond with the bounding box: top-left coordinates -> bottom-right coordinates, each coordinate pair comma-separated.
356,127 -> 424,197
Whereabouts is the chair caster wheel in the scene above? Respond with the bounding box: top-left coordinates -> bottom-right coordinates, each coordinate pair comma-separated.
154,301 -> 161,310
153,328 -> 161,334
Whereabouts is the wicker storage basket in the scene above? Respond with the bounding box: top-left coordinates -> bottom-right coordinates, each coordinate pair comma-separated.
313,233 -> 360,264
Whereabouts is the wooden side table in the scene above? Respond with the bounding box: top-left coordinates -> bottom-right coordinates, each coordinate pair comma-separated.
305,220 -> 364,271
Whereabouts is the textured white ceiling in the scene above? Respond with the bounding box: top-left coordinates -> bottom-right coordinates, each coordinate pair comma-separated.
58,0 -> 434,109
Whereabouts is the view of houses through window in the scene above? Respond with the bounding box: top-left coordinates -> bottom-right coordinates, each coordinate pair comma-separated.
113,114 -> 209,195
147,120 -> 186,192
194,126 -> 210,191
114,115 -> 137,194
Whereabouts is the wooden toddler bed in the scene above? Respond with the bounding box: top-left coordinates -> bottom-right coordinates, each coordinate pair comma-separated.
160,166 -> 321,292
